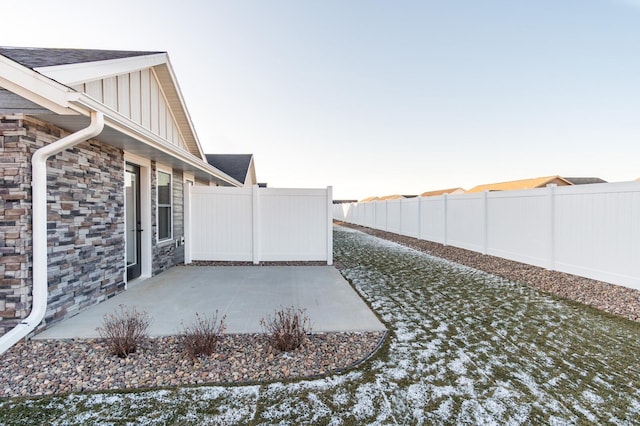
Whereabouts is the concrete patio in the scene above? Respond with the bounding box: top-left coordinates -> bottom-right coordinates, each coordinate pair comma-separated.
35,265 -> 385,339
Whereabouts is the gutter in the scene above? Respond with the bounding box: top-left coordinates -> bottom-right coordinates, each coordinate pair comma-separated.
0,111 -> 104,355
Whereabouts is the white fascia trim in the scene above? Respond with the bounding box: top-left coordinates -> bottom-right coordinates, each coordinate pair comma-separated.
0,55 -> 78,115
35,53 -> 168,87
158,56 -> 207,161
71,95 -> 243,187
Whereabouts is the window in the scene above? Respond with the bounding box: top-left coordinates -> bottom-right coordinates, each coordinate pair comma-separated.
157,170 -> 172,241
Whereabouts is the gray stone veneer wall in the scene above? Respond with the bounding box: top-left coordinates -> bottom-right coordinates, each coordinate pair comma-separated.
0,115 -> 126,335
150,163 -> 185,275
172,169 -> 185,265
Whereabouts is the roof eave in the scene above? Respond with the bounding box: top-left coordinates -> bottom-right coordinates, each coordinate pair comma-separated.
153,56 -> 206,161
34,53 -> 168,86
0,51 -> 236,185
0,54 -> 79,115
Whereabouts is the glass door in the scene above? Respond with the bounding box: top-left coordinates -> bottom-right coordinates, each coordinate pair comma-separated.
125,163 -> 142,280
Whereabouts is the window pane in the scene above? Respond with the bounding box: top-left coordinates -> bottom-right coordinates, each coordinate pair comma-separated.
158,171 -> 171,205
158,206 -> 170,240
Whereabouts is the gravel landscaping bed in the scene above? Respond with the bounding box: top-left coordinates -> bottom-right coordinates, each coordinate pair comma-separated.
0,331 -> 385,398
337,222 -> 640,322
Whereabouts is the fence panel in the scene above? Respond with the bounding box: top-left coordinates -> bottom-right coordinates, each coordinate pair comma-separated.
333,182 -> 640,290
363,202 -> 375,228
420,196 -> 445,243
386,200 -> 402,234
259,188 -> 329,261
188,185 -> 332,264
190,186 -> 253,261
446,193 -> 485,252
401,197 -> 420,238
553,182 -> 640,289
374,202 -> 387,230
486,189 -> 549,268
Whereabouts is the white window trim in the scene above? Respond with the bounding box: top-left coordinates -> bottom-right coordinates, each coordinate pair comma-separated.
156,164 -> 173,244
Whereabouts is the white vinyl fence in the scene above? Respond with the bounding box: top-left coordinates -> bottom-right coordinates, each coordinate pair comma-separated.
186,185 -> 333,264
335,182 -> 640,290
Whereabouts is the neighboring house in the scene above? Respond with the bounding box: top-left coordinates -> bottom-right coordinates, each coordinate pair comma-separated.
359,194 -> 413,202
563,177 -> 607,185
205,154 -> 257,186
378,194 -> 408,201
359,196 -> 380,203
420,187 -> 465,197
0,47 -> 243,342
465,176 -> 572,193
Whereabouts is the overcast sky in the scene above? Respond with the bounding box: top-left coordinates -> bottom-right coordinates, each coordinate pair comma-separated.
2,0 -> 639,200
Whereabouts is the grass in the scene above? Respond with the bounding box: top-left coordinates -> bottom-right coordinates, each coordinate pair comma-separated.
2,226 -> 640,424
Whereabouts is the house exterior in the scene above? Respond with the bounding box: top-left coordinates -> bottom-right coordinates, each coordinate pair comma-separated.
0,47 -> 243,342
465,176 -> 572,193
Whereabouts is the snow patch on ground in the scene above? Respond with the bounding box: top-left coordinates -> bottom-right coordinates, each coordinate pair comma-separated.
4,227 -> 640,425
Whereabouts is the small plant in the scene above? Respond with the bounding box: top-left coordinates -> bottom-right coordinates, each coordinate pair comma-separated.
96,305 -> 151,358
180,311 -> 227,358
261,306 -> 312,352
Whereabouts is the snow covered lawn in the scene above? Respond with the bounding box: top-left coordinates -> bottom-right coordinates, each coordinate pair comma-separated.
2,226 -> 640,424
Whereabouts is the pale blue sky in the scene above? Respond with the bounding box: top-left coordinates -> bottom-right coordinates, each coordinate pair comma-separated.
2,0 -> 639,199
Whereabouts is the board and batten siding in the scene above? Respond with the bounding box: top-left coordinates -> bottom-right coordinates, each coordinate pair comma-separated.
72,69 -> 188,151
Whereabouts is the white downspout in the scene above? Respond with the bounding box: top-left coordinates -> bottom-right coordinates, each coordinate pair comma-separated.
0,111 -> 104,355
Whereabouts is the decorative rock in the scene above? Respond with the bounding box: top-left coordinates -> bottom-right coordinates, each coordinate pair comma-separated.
0,331 -> 385,398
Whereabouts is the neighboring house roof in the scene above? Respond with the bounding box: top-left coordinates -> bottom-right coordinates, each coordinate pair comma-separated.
360,194 -> 410,202
0,46 -> 242,186
205,154 -> 256,186
466,176 -> 572,193
359,196 -> 380,203
379,194 -> 405,201
562,177 -> 607,185
420,187 -> 465,197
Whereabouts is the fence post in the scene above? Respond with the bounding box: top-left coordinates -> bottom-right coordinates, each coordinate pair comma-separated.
399,198 -> 403,235
547,184 -> 556,270
482,190 -> 489,254
385,200 -> 389,232
371,201 -> 375,228
252,184 -> 260,264
443,193 -> 448,246
418,196 -> 422,239
184,182 -> 192,264
327,186 -> 334,265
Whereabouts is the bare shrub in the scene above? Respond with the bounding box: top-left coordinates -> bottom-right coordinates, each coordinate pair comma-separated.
180,311 -> 227,358
96,305 -> 151,358
260,306 -> 312,352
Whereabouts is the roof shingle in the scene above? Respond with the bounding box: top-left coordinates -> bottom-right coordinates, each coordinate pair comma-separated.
205,154 -> 253,184
0,47 -> 163,69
